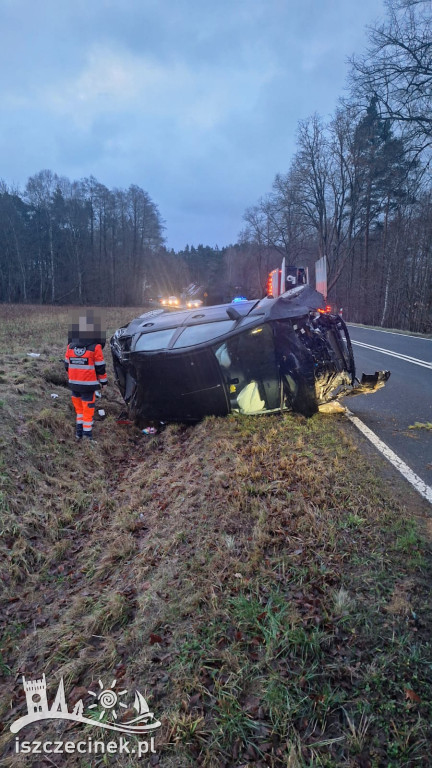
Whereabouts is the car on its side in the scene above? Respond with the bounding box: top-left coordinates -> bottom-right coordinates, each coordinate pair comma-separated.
111,284 -> 390,425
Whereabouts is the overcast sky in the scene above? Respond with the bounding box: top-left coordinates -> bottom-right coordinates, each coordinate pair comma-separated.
0,0 -> 385,250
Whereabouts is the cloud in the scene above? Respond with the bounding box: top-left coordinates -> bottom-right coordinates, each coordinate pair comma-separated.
41,42 -> 276,135
0,0 -> 386,249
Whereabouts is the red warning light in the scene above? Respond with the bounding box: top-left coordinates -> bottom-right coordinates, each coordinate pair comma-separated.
267,274 -> 273,297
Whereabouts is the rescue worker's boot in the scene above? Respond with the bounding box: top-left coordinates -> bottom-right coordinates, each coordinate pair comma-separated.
75,424 -> 83,441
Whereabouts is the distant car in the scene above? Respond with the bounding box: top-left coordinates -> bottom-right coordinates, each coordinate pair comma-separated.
160,296 -> 180,307
185,299 -> 203,309
111,285 -> 390,425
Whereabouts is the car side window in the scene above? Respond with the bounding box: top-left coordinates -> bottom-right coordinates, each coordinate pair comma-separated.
213,324 -> 280,412
134,329 -> 175,351
173,320 -> 235,348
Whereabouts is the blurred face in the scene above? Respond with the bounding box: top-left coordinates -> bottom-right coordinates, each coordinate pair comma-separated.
68,309 -> 106,342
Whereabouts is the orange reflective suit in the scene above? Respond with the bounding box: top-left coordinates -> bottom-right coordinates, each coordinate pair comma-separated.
64,342 -> 107,439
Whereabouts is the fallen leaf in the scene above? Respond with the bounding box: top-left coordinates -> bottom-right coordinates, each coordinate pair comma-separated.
149,633 -> 163,645
188,693 -> 202,710
405,688 -> 421,703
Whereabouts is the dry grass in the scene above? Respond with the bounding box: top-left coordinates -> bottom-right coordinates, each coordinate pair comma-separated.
0,303 -> 432,767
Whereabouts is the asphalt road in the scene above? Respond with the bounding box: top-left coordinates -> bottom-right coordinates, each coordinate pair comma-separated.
342,324 -> 432,493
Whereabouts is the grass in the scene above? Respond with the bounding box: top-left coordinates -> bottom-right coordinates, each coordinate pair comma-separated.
0,303 -> 431,767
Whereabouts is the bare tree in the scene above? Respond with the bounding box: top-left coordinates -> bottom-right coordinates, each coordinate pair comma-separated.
350,0 -> 432,158
25,170 -> 59,303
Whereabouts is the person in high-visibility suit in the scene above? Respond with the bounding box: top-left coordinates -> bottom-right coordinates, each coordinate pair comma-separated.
65,311 -> 108,441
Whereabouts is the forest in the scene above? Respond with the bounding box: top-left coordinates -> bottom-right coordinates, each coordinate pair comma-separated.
0,0 -> 431,331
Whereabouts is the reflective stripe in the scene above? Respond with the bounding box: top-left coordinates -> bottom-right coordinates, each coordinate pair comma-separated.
68,380 -> 99,386
95,361 -> 105,367
69,364 -> 95,370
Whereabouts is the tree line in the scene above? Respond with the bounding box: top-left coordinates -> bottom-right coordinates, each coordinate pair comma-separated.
1,0 -> 430,331
0,171 -> 166,306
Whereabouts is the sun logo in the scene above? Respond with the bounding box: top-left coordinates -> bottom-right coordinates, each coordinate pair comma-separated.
87,679 -> 128,721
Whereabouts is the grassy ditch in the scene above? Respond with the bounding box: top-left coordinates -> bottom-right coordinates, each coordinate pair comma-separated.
0,304 -> 431,767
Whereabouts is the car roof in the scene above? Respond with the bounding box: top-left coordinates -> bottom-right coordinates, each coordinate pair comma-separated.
120,286 -> 325,337
123,299 -> 261,335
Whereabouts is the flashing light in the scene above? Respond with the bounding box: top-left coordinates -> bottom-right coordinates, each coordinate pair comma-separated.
232,296 -> 247,303
317,305 -> 332,314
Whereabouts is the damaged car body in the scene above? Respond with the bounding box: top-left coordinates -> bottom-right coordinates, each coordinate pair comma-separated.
111,284 -> 390,424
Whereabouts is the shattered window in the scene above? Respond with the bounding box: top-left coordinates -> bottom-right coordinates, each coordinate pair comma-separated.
213,324 -> 280,413
173,320 -> 235,348
134,329 -> 175,351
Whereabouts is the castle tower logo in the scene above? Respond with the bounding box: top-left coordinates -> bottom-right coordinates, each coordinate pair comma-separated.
23,675 -> 49,716
11,675 -> 161,735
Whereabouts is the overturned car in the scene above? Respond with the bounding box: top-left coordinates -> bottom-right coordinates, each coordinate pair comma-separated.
111,285 -> 390,424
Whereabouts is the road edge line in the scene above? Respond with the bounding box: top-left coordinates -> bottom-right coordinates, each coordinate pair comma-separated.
345,409 -> 432,505
346,324 -> 432,341
351,340 -> 432,369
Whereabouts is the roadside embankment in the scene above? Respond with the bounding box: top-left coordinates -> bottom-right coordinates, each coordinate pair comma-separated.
1,305 -> 431,767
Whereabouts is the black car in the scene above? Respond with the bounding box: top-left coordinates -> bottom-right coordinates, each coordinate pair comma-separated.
111,285 -> 389,425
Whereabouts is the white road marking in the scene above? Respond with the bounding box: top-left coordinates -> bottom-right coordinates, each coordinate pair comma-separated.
345,409 -> 432,505
351,340 -> 432,370
347,324 -> 432,341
